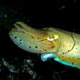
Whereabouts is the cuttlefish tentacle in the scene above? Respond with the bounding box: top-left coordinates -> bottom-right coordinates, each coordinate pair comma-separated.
9,21 -> 80,69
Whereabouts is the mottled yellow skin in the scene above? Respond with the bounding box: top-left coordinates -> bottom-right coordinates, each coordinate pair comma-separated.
9,22 -> 80,69
9,22 -> 60,54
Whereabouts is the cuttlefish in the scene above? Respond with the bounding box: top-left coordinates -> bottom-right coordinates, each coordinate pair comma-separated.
9,22 -> 80,69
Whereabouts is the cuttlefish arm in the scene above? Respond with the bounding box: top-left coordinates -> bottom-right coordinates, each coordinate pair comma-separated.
9,22 -> 80,69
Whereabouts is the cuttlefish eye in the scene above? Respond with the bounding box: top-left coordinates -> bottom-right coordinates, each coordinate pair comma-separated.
47,35 -> 59,41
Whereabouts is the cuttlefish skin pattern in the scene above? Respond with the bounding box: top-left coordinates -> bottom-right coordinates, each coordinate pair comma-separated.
9,22 -> 80,69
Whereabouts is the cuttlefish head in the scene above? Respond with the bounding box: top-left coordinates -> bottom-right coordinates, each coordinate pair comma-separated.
9,22 -> 60,54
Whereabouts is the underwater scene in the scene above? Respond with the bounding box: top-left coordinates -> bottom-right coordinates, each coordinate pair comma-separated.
0,1 -> 80,80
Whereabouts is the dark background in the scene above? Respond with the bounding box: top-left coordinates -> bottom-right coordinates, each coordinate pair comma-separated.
0,0 -> 80,80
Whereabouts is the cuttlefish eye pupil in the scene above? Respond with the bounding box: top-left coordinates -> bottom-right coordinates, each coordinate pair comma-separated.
47,35 -> 59,41
47,36 -> 54,41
